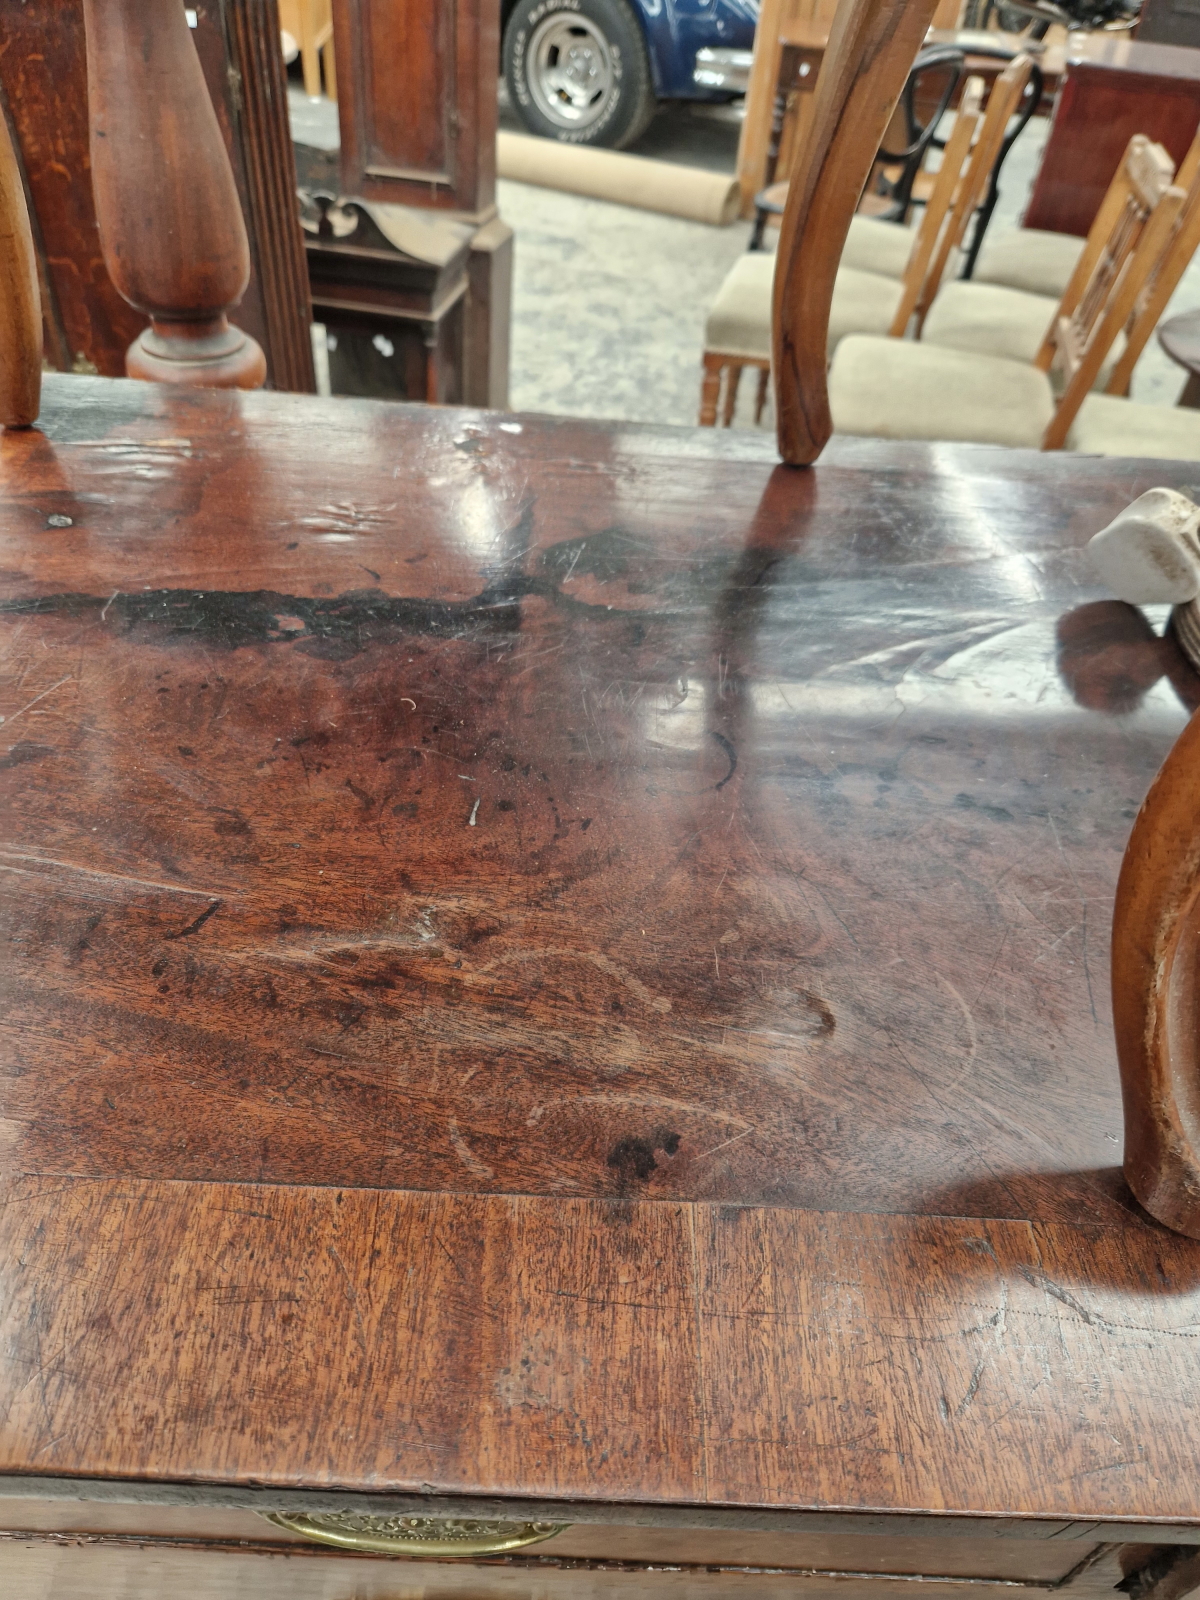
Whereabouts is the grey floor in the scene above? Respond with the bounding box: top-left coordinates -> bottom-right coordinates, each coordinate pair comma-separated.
288,83 -> 1196,429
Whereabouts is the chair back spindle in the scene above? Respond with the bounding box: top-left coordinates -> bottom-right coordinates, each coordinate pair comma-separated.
82,0 -> 267,389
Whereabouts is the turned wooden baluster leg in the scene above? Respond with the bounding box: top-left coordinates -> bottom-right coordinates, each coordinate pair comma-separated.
754,368 -> 770,426
722,363 -> 743,427
699,355 -> 722,426
773,0 -> 940,465
0,109 -> 41,426
82,0 -> 266,388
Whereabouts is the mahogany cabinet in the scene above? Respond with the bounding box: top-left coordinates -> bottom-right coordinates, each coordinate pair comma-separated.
1024,36 -> 1200,236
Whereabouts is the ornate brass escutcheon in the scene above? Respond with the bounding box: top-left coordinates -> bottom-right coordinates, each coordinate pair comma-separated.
262,1511 -> 569,1557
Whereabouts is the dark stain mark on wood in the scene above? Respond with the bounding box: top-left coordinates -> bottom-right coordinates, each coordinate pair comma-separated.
0,741 -> 56,771
608,1129 -> 683,1186
163,900 -> 222,941
711,731 -> 738,790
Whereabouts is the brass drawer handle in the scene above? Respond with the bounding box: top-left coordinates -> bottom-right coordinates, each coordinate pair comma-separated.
262,1511 -> 568,1557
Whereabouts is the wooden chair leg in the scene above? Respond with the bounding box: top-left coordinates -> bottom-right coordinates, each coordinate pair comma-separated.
700,355 -> 722,425
722,362 -> 743,426
0,99 -> 41,427
322,36 -> 337,101
754,367 -> 770,425
300,0 -> 322,96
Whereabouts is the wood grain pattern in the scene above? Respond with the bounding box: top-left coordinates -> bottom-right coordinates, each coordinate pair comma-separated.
1,1175 -> 1200,1520
0,85 -> 39,426
773,0 -> 941,464
1112,705 -> 1200,1236
2,376 -> 1200,1524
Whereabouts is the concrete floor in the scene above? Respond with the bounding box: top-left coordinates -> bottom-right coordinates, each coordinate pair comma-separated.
288,84 -> 1196,429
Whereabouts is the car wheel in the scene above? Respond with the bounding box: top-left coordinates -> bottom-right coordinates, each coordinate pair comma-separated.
504,0 -> 656,150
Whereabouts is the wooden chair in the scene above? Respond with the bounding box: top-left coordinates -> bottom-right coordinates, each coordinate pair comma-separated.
749,44 -> 966,248
827,135 -> 1196,455
700,76 -> 986,426
920,124 -> 1200,383
279,0 -> 337,101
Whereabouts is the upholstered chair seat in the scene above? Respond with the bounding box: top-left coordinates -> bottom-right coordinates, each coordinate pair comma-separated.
971,227 -> 1086,299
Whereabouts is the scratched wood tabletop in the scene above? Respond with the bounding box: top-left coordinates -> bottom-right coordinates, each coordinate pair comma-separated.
1,375 -> 1199,1527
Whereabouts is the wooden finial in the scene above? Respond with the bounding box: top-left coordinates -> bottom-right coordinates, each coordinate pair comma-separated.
772,0 -> 941,466
82,0 -> 266,389
0,105 -> 41,426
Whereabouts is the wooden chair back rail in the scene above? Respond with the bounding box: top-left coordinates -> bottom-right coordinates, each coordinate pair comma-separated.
1107,126 -> 1200,397
917,54 -> 1034,322
773,0 -> 942,465
81,0 -> 266,388
887,75 -> 984,337
0,101 -> 40,427
1113,705 -> 1200,1240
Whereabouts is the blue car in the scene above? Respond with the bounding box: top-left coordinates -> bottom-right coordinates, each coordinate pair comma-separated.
502,0 -> 759,150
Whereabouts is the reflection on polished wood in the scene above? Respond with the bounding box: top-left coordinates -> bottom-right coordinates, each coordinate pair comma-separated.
2,379 -> 1200,1552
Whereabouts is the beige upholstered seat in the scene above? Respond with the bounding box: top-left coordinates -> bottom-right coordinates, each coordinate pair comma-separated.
828,336 -> 1054,448
922,280 -> 1124,388
828,335 -> 1200,458
705,251 -> 774,361
1066,393 -> 1200,458
704,252 -> 901,365
840,214 -> 960,283
971,228 -> 1086,299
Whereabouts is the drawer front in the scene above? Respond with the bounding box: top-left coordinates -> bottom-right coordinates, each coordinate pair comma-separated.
0,1541 -> 1145,1600
0,1500 -> 1120,1582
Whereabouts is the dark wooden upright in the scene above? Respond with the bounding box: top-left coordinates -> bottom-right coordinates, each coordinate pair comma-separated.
2,375 -> 1200,1597
0,0 -> 313,390
328,0 -> 512,408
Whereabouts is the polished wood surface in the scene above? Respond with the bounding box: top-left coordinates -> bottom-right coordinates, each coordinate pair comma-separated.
0,88 -> 40,426
774,0 -> 941,463
82,0 -> 266,387
2,376 -> 1200,1522
1024,40 -> 1200,237
1114,701 -> 1200,1236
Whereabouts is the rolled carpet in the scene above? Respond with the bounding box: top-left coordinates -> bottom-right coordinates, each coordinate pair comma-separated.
497,131 -> 740,226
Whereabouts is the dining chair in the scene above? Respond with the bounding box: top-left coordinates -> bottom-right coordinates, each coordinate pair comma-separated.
749,42 -> 966,252
920,125 -> 1200,386
827,134 -> 1196,454
700,76 -> 986,426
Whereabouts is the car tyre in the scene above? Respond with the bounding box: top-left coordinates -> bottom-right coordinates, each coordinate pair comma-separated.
504,0 -> 657,150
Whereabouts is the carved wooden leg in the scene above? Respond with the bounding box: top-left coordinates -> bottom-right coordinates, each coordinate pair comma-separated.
82,0 -> 266,389
754,366 -> 770,425
0,103 -> 41,426
699,355 -> 722,425
722,363 -> 743,427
